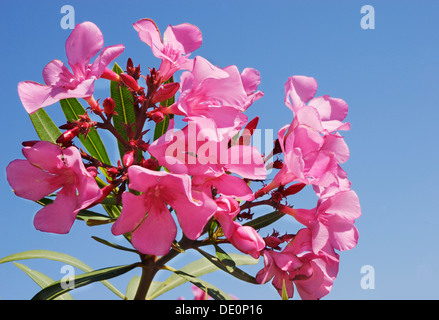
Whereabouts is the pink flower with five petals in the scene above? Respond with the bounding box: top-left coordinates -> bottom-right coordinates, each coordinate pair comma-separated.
18,21 -> 124,114
133,18 -> 202,82
111,166 -> 217,256
6,141 -> 102,234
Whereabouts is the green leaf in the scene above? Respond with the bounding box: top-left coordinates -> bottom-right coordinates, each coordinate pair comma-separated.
0,250 -> 125,299
29,108 -> 62,143
214,245 -> 236,272
13,262 -> 74,300
110,62 -> 136,159
91,236 -> 137,253
243,210 -> 285,230
147,253 -> 258,300
59,98 -> 111,165
196,247 -> 258,284
32,263 -> 139,300
163,265 -> 232,300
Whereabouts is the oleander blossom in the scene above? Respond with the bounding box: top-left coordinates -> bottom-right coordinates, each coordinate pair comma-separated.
6,141 -> 102,233
111,166 -> 217,256
133,18 -> 202,82
256,228 -> 339,300
17,21 -> 124,114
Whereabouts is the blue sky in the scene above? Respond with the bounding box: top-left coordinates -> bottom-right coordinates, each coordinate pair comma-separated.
1,0 -> 438,300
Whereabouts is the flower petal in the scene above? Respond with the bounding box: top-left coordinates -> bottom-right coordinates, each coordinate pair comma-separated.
89,44 -> 125,78
131,203 -> 177,256
112,192 -> 148,236
6,159 -> 61,201
33,185 -> 78,234
65,21 -> 104,70
163,23 -> 202,54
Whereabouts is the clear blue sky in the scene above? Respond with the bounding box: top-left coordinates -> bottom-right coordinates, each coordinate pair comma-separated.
1,0 -> 438,300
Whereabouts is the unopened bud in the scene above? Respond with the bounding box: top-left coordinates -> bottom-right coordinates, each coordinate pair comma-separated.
123,150 -> 135,167
56,127 -> 80,145
86,166 -> 98,178
120,73 -> 142,92
152,82 -> 180,104
282,183 -> 306,197
103,97 -> 116,116
151,111 -> 164,124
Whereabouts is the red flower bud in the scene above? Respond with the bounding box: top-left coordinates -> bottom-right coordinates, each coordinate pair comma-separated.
123,150 -> 135,167
103,97 -> 116,116
282,183 -> 306,197
120,73 -> 142,92
151,111 -> 165,124
239,116 -> 259,145
56,127 -> 80,146
152,82 -> 180,104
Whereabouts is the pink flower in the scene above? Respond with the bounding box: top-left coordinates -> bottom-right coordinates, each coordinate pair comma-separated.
284,75 -> 351,134
148,118 -> 266,198
169,56 -> 263,136
256,228 -> 339,299
6,141 -> 102,233
214,196 -> 265,258
111,166 -> 217,256
133,18 -> 202,82
18,22 -> 124,114
284,190 -> 361,254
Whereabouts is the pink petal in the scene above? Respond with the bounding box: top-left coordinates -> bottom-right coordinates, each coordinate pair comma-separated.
226,145 -> 266,180
17,81 -> 58,113
169,188 -> 217,240
133,18 -> 164,53
6,159 -> 61,201
42,59 -> 72,86
131,203 -> 177,256
61,146 -> 102,209
210,174 -> 255,201
163,23 -> 202,54
65,21 -> 104,70
112,192 -> 148,235
285,75 -> 318,112
308,95 -> 348,123
22,141 -> 64,172
90,44 -> 125,78
241,68 -> 261,95
318,190 -> 361,221
33,185 -> 78,234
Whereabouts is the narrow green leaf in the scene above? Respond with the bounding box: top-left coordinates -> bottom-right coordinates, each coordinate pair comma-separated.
32,263 -> 139,300
243,211 -> 285,230
110,62 -> 136,159
29,108 -> 62,143
13,262 -> 74,300
196,247 -> 258,284
91,236 -> 138,253
214,245 -> 236,272
0,250 -> 125,299
59,98 -> 111,165
164,265 -> 232,300
148,253 -> 258,300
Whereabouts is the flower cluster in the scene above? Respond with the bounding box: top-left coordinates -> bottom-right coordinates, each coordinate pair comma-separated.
6,18 -> 360,300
